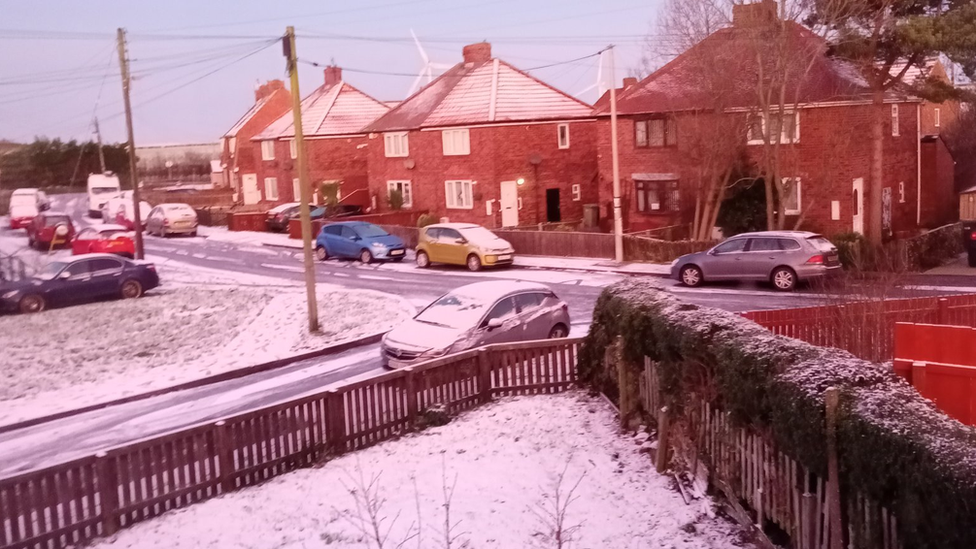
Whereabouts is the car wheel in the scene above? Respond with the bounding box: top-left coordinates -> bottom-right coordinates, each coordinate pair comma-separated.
548,324 -> 569,339
359,249 -> 373,264
19,294 -> 45,314
466,254 -> 482,272
771,267 -> 797,291
315,246 -> 329,261
121,279 -> 144,299
416,250 -> 430,268
159,227 -> 167,238
679,265 -> 703,287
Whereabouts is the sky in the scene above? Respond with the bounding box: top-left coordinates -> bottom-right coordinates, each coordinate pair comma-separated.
0,0 -> 665,146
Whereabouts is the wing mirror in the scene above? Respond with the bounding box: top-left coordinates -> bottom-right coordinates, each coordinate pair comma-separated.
486,318 -> 504,330
455,238 -> 467,245
58,271 -> 72,280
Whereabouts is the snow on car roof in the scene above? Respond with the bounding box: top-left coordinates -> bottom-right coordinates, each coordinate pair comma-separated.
94,224 -> 128,232
428,222 -> 482,230
450,280 -> 550,300
68,252 -> 133,261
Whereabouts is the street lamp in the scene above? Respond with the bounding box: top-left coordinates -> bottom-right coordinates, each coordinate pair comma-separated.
165,160 -> 174,182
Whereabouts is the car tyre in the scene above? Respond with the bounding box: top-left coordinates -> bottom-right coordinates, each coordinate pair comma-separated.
121,279 -> 144,299
679,265 -> 704,287
315,246 -> 329,261
19,294 -> 45,314
416,250 -> 430,268
548,324 -> 569,339
359,249 -> 373,264
466,254 -> 482,272
771,266 -> 797,292
159,227 -> 167,238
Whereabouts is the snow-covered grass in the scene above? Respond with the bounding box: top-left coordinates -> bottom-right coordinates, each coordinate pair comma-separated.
94,391 -> 753,549
0,269 -> 413,425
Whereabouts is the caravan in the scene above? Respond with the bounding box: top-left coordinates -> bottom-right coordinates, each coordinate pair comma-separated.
87,173 -> 121,218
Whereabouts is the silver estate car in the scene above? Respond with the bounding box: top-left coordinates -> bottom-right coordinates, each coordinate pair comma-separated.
382,281 -> 571,368
671,231 -> 841,291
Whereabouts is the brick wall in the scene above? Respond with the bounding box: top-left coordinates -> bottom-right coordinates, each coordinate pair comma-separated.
253,136 -> 372,208
920,137 -> 958,228
223,83 -> 290,184
366,120 -> 598,229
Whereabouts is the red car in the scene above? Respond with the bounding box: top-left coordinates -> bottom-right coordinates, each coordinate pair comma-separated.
26,211 -> 76,251
71,224 -> 136,258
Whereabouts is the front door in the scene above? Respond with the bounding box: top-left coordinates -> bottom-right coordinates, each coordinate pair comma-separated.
852,177 -> 864,235
500,181 -> 519,227
242,173 -> 260,205
546,189 -> 561,223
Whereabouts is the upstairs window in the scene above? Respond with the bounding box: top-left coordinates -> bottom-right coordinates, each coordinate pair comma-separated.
747,111 -> 799,145
635,118 -> 676,148
260,140 -> 275,160
891,104 -> 900,137
289,140 -> 298,159
384,132 -> 409,157
557,124 -> 570,149
442,129 -> 470,156
935,107 -> 941,128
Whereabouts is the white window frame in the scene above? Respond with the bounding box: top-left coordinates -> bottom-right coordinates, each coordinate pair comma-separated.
891,104 -> 900,137
384,132 -> 409,157
782,177 -> 801,215
934,107 -> 941,128
441,129 -> 470,156
264,177 -> 279,200
292,178 -> 301,201
557,123 -> 570,149
289,140 -> 298,159
387,180 -> 413,208
898,181 -> 906,204
228,137 -> 237,154
747,111 -> 799,145
261,140 -> 276,161
831,200 -> 841,221
572,183 -> 581,201
445,180 -> 474,209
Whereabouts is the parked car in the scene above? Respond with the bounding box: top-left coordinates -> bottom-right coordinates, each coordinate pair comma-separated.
382,281 -> 570,368
71,225 -> 135,258
0,253 -> 159,314
315,221 -> 406,263
306,204 -> 363,221
145,203 -> 198,237
266,202 -> 301,232
26,211 -> 75,250
415,223 -> 515,272
670,231 -> 841,291
964,221 -> 976,267
8,188 -> 49,229
104,197 -> 152,231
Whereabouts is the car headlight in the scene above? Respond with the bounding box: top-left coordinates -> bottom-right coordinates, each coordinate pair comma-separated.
371,242 -> 387,249
2,290 -> 18,299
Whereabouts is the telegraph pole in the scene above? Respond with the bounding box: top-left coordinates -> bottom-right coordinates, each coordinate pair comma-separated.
117,28 -> 145,260
93,117 -> 107,173
284,26 -> 319,333
608,45 -> 624,262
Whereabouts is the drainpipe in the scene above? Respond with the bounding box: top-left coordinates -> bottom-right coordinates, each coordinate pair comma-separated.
917,103 -> 922,227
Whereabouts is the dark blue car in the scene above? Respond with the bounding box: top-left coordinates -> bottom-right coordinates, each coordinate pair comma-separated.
0,253 -> 160,314
314,221 -> 407,263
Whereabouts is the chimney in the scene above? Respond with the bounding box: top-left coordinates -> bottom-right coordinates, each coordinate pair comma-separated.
255,79 -> 285,102
623,77 -> 638,89
324,65 -> 342,87
732,0 -> 778,27
462,42 -> 492,65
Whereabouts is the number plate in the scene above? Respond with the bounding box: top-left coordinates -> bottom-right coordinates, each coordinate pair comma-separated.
497,254 -> 512,261
390,249 -> 405,256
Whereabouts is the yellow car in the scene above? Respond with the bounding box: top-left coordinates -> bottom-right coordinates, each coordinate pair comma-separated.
415,223 -> 515,271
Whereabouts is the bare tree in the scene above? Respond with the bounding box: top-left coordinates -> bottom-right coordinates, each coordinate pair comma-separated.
337,464 -> 417,549
436,459 -> 469,549
531,460 -> 587,549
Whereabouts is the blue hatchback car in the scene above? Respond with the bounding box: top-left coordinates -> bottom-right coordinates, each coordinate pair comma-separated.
315,221 -> 407,263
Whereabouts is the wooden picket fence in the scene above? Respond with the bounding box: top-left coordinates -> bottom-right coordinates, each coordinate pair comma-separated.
640,358 -> 902,549
0,338 -> 581,549
742,294 -> 976,363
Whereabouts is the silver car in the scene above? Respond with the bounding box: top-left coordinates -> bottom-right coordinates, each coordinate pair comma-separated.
382,281 -> 571,368
671,231 -> 841,291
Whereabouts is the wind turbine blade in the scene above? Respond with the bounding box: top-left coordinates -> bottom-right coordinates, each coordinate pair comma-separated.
408,73 -> 424,97
411,28 -> 430,65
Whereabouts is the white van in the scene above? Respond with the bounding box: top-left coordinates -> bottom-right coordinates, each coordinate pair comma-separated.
87,173 -> 121,218
8,188 -> 49,229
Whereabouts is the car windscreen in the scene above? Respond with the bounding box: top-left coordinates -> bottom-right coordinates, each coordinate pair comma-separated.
807,236 -> 837,252
414,293 -> 488,330
458,226 -> 503,246
36,261 -> 69,280
164,205 -> 194,215
43,216 -> 71,227
354,224 -> 388,238
90,187 -> 118,195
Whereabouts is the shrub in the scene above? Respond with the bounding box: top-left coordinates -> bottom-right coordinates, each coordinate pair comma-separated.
319,182 -> 340,206
388,188 -> 404,211
830,231 -> 865,270
578,280 -> 976,549
417,213 -> 436,228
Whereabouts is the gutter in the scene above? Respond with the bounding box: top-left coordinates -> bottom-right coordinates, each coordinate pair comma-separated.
917,103 -> 922,226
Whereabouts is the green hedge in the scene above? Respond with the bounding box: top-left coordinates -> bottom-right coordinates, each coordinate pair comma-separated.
579,280 -> 976,549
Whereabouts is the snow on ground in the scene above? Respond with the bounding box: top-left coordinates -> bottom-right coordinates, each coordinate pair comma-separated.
94,391 -> 753,549
0,262 -> 414,425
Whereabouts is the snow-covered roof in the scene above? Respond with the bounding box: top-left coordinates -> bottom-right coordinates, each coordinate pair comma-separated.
254,82 -> 389,140
889,57 -> 942,86
364,52 -> 593,132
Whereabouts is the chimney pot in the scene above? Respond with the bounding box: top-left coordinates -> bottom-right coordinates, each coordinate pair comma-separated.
623,77 -> 638,89
732,0 -> 778,27
255,79 -> 285,102
324,66 -> 342,86
462,42 -> 492,64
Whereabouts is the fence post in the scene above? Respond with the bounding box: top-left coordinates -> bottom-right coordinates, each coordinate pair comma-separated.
655,405 -> 671,473
95,452 -> 120,536
912,361 -> 927,397
326,389 -> 346,455
801,492 -> 817,549
477,349 -> 492,404
938,298 -> 949,325
214,420 -> 234,493
404,367 -> 418,421
824,387 -> 844,549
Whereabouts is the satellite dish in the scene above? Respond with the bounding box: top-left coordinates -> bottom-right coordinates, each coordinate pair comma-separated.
404,158 -> 416,169
529,154 -> 543,165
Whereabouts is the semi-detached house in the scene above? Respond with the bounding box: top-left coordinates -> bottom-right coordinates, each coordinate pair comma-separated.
251,66 -> 390,208
363,42 -> 598,228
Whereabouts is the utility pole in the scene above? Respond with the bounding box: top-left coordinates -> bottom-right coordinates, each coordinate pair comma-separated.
93,117 -> 107,173
117,28 -> 145,260
284,26 -> 319,333
608,45 -> 624,262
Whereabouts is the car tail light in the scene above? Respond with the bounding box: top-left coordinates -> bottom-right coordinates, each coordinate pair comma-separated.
969,231 -> 976,241
561,303 -> 569,311
163,218 -> 170,226
806,254 -> 825,265
146,264 -> 156,271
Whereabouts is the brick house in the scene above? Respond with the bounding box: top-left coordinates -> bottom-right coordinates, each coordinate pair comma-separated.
592,0 -> 957,237
363,42 -> 598,228
251,67 -> 390,208
220,80 -> 291,205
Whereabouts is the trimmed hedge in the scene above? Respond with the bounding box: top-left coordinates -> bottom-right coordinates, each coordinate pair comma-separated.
579,280 -> 976,549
